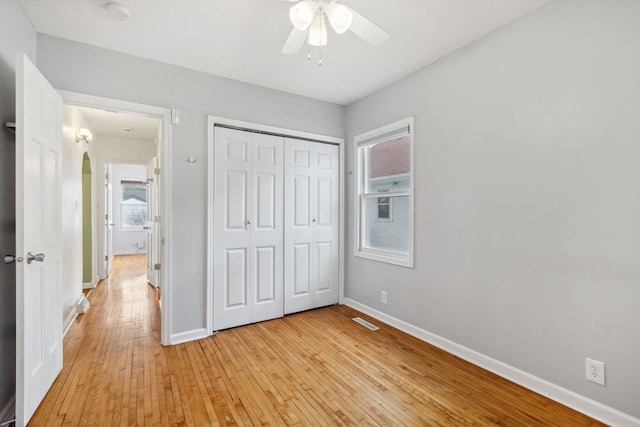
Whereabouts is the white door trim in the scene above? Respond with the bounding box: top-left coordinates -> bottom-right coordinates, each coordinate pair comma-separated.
207,116 -> 345,334
60,90 -> 173,346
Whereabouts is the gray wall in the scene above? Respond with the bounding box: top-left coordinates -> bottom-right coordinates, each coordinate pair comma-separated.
0,0 -> 36,413
345,0 -> 640,418
35,34 -> 345,335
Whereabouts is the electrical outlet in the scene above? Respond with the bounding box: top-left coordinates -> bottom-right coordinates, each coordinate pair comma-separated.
380,291 -> 388,304
585,358 -> 605,386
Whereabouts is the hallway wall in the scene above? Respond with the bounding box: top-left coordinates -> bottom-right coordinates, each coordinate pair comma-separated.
62,105 -> 97,332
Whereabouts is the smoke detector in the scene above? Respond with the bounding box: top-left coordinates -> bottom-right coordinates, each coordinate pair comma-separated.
106,2 -> 131,21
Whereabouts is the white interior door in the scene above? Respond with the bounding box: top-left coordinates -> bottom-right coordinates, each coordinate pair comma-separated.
105,164 -> 113,277
213,127 -> 284,330
15,52 -> 63,427
146,157 -> 159,287
284,139 -> 339,315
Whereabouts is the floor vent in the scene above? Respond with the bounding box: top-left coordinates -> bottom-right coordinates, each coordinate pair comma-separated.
352,317 -> 379,331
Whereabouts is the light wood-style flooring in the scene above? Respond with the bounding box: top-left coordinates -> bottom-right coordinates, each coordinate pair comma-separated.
30,255 -> 604,426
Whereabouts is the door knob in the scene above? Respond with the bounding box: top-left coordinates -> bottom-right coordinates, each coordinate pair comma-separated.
4,255 -> 23,264
246,220 -> 252,225
27,252 -> 45,264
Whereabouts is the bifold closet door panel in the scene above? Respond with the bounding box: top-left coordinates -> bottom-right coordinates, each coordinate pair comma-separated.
284,138 -> 339,315
250,133 -> 284,324
213,127 -> 284,331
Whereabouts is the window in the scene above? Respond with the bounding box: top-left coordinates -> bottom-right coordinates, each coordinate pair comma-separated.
377,195 -> 391,220
121,180 -> 147,229
355,117 -> 413,267
375,185 -> 392,221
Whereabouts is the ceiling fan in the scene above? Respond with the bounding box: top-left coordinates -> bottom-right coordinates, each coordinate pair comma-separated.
281,0 -> 389,58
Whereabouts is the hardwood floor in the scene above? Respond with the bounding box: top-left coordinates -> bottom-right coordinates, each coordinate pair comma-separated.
30,255 -> 604,426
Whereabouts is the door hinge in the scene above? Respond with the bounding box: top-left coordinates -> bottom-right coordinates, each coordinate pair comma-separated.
154,215 -> 160,223
105,255 -> 108,261
154,167 -> 160,175
154,263 -> 161,270
105,214 -> 109,220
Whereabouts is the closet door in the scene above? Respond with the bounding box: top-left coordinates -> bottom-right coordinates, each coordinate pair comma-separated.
284,139 -> 339,314
213,127 -> 284,330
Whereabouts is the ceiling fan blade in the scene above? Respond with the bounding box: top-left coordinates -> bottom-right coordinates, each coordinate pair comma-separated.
348,9 -> 390,46
282,27 -> 307,54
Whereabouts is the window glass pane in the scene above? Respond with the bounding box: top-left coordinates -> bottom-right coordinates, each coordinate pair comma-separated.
121,181 -> 147,228
122,181 -> 147,203
365,195 -> 410,253
122,204 -> 147,227
367,135 -> 410,193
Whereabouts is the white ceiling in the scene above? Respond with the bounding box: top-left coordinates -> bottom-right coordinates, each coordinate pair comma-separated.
19,0 -> 551,105
79,106 -> 160,141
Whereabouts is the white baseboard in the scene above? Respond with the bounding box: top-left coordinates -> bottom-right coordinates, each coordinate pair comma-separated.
63,306 -> 79,337
342,298 -> 640,427
82,280 -> 96,290
0,395 -> 15,425
170,328 -> 208,345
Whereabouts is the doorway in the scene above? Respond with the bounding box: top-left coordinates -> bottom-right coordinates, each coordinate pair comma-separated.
62,91 -> 172,346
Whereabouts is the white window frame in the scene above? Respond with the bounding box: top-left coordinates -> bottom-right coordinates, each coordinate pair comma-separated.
354,117 -> 414,268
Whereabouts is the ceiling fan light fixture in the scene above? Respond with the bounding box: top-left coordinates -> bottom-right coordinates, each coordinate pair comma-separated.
325,3 -> 353,34
308,14 -> 327,47
289,0 -> 316,31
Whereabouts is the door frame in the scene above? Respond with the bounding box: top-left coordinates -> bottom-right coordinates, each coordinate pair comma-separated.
102,162 -> 113,279
206,116 -> 345,334
61,90 -> 173,346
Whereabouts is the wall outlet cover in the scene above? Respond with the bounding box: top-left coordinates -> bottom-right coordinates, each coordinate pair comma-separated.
585,358 -> 605,386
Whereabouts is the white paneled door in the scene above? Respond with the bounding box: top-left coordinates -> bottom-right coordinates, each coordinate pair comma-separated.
213,127 -> 284,330
15,53 -> 63,427
284,139 -> 339,314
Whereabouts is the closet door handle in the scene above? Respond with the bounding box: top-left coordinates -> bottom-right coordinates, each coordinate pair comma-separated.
312,219 -> 316,223
246,220 -> 252,225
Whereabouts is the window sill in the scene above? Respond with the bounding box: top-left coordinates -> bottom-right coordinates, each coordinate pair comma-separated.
118,227 -> 147,232
354,248 -> 414,268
